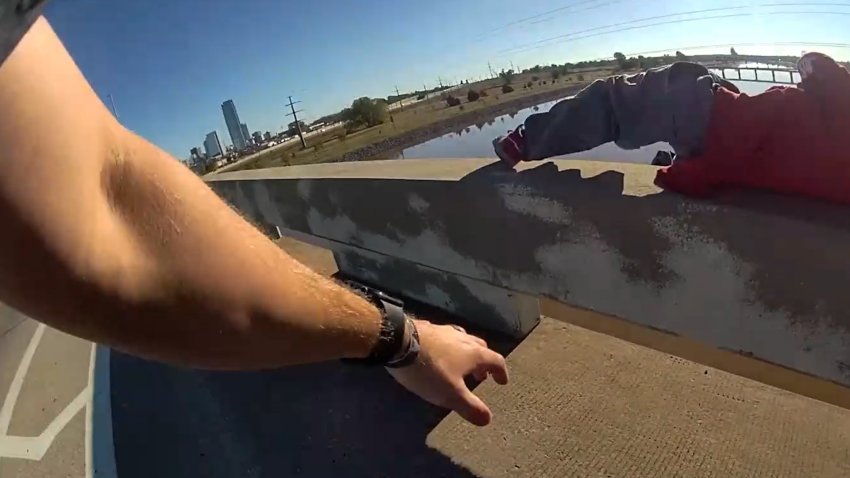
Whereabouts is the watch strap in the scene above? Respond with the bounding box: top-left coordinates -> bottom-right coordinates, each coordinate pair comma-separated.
366,299 -> 406,365
341,282 -> 408,366
385,319 -> 420,368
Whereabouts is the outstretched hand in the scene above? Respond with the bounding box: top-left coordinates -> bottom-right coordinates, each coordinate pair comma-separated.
386,320 -> 509,426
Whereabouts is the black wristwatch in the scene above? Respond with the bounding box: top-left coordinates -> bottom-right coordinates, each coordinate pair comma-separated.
341,280 -> 420,368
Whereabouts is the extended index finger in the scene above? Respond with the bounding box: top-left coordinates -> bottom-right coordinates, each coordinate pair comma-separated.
475,348 -> 509,385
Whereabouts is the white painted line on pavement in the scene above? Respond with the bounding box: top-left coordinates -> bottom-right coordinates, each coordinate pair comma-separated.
0,387 -> 88,461
0,436 -> 39,460
86,345 -> 117,478
0,324 -> 101,467
0,323 -> 46,435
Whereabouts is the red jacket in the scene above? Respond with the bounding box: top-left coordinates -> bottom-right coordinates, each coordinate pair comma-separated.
656,58 -> 850,204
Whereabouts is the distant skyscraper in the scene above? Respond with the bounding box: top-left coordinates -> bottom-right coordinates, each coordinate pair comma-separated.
204,131 -> 223,157
190,146 -> 204,160
263,131 -> 272,142
252,131 -> 263,144
221,100 -> 247,151
240,123 -> 250,145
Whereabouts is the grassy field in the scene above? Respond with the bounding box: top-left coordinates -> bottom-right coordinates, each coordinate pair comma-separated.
215,68 -> 614,173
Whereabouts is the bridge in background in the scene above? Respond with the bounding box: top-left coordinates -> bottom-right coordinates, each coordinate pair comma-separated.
707,64 -> 800,84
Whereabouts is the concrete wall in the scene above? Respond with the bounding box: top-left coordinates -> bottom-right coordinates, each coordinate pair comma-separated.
208,159 -> 850,386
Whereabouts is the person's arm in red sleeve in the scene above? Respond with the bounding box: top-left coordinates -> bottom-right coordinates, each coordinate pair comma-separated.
654,157 -> 717,197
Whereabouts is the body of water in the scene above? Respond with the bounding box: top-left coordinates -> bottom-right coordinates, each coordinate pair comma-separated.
397,80 -> 780,165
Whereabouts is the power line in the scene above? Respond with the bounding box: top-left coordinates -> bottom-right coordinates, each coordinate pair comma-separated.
471,0 -> 613,40
501,6 -> 850,56
425,1 -> 850,81
528,0 -> 626,26
285,95 -> 307,149
500,2 -> 850,53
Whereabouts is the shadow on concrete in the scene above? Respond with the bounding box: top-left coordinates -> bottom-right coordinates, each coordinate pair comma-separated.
110,302 -> 518,478
212,157 -> 850,378
457,160 -> 850,338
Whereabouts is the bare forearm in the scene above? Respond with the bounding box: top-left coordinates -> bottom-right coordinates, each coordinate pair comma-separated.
88,130 -> 382,368
0,17 -> 380,369
2,132 -> 381,368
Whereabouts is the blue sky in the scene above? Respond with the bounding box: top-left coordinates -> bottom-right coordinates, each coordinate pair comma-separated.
44,0 -> 850,159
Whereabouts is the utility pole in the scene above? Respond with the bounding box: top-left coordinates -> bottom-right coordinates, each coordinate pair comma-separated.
510,60 -> 516,72
394,85 -> 404,111
286,95 -> 307,149
437,76 -> 444,89
106,93 -> 119,120
488,61 -> 495,79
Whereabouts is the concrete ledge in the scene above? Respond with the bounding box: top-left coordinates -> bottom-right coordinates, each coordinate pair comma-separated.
208,158 -> 850,386
428,318 -> 850,477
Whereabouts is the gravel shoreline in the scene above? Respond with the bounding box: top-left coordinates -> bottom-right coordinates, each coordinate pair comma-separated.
340,84 -> 587,162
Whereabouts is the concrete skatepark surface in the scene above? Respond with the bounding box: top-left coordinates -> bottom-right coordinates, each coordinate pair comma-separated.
430,318 -> 850,477
0,303 -> 91,477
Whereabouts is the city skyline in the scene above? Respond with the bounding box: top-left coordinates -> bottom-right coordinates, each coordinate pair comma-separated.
240,123 -> 250,148
44,0 -> 850,158
222,100 -> 248,152
204,131 -> 223,158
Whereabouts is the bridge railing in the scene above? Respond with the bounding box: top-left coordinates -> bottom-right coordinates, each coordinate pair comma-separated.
707,64 -> 800,84
208,159 -> 850,387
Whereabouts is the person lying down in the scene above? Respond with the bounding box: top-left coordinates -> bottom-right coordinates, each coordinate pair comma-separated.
493,52 -> 850,205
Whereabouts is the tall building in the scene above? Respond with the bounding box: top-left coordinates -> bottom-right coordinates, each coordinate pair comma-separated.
252,131 -> 263,144
240,123 -> 250,145
221,100 -> 247,151
190,146 -> 204,161
204,131 -> 223,157
263,131 -> 272,142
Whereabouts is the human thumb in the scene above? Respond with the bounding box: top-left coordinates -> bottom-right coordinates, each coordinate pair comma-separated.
451,387 -> 493,426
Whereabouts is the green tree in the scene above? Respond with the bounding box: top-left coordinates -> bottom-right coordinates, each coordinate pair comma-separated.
445,95 -> 461,107
498,69 -> 515,86
287,120 -> 307,136
613,51 -> 628,70
342,97 -> 388,130
730,47 -> 739,56
675,50 -> 688,60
